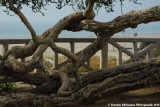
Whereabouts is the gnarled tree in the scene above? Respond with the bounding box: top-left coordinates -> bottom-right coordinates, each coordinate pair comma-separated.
0,0 -> 160,106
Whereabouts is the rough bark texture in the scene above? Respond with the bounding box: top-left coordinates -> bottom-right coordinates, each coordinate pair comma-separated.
67,5 -> 160,34
0,57 -> 160,107
0,0 -> 160,106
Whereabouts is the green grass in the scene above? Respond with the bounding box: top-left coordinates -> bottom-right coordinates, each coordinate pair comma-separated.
0,76 -> 16,91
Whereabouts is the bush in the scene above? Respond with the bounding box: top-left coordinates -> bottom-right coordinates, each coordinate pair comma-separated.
0,76 -> 16,91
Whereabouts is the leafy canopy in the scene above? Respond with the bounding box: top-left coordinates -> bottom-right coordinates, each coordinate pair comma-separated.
0,0 -> 140,15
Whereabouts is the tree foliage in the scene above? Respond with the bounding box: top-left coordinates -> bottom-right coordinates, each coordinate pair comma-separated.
0,0 -> 140,15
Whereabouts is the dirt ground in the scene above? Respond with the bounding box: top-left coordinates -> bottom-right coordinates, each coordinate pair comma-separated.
77,87 -> 160,107
1,83 -> 160,107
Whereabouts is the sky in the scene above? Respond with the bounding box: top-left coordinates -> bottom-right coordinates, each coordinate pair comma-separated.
1,0 -> 160,23
0,0 -> 160,38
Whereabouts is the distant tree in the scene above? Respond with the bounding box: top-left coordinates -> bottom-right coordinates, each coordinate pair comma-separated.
0,0 -> 160,106
134,32 -> 138,37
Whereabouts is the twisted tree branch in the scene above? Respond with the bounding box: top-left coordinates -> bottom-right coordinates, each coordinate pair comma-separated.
9,0 -> 37,42
1,57 -> 160,106
66,5 -> 160,34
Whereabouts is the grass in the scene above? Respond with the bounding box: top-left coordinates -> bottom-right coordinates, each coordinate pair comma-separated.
90,56 -> 117,69
0,76 -> 16,91
108,56 -> 117,68
44,55 -> 117,72
90,56 -> 100,69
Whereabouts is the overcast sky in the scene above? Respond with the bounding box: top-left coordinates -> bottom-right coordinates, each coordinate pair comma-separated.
0,0 -> 160,39
0,0 -> 160,23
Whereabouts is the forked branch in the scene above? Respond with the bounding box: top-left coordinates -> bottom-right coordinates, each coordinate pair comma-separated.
83,0 -> 99,19
66,5 -> 160,35
8,0 -> 86,95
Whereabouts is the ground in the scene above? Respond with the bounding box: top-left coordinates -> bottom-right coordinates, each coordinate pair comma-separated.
76,87 -> 160,107
0,82 -> 160,107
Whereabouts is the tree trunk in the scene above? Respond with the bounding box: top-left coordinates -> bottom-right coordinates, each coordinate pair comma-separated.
0,57 -> 160,107
0,1 -> 160,106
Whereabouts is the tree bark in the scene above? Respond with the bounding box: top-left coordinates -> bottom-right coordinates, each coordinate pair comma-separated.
0,1 -> 160,106
0,57 -> 160,107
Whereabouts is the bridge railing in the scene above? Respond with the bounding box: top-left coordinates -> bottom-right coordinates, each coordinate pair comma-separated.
0,38 -> 160,83
0,38 -> 160,80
